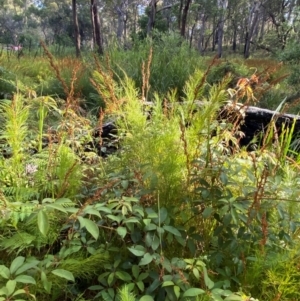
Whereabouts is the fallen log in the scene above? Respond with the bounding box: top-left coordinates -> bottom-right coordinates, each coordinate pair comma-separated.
235,105 -> 300,148
94,104 -> 300,153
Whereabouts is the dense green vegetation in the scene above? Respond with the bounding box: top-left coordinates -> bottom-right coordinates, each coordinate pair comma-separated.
1,35 -> 300,301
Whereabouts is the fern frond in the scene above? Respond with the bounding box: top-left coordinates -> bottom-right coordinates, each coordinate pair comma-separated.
117,285 -> 136,301
0,232 -> 35,254
60,252 -> 110,279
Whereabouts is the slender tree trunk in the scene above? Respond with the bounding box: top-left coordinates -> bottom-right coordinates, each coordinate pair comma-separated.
147,0 -> 157,36
244,1 -> 260,58
116,7 -> 125,44
212,17 -> 217,51
189,23 -> 195,48
232,25 -> 237,52
178,0 -> 183,31
258,8 -> 266,42
91,0 -> 103,55
180,0 -> 192,37
72,0 -> 81,57
217,0 -> 228,58
198,14 -> 207,54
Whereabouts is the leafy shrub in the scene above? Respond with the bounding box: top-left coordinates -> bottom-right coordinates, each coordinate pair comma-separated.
108,32 -> 206,101
206,60 -> 249,87
1,47 -> 300,301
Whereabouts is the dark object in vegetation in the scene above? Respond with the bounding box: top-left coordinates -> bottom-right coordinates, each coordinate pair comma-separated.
88,121 -> 119,157
237,106 -> 300,149
91,105 -> 300,155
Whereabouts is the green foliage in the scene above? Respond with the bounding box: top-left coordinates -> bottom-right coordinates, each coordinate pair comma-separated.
278,41 -> 300,87
1,47 -> 300,301
206,60 -> 249,87
108,33 -> 205,101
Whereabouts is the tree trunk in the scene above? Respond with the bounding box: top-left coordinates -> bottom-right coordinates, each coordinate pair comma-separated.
180,0 -> 192,37
198,14 -> 207,54
244,1 -> 260,59
72,0 -> 81,58
147,0 -> 157,36
115,0 -> 129,46
212,17 -> 217,51
178,0 -> 183,31
91,0 -> 103,55
232,25 -> 237,52
116,6 -> 125,44
217,0 -> 228,58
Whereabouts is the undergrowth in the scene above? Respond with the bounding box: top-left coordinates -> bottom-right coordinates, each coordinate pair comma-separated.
0,43 -> 300,301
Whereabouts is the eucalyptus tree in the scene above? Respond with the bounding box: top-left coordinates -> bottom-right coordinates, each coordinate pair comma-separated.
0,0 -> 37,44
216,0 -> 228,57
147,0 -> 157,35
179,0 -> 192,37
91,0 -> 103,54
72,0 -> 80,57
261,0 -> 299,50
243,0 -> 262,58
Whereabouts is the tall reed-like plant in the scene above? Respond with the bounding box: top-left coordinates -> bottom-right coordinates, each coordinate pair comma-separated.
91,55 -> 230,207
0,94 -> 29,190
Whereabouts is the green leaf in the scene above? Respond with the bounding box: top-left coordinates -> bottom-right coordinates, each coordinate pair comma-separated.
156,226 -> 164,235
158,207 -> 168,223
230,208 -> 238,224
41,272 -> 52,293
132,265 -> 139,279
117,227 -> 127,238
162,281 -> 174,287
139,253 -> 153,266
144,223 -> 157,231
45,203 -> 67,213
0,265 -> 10,279
138,272 -> 149,281
183,288 -> 205,297
193,267 -> 200,280
6,280 -> 16,296
147,212 -> 158,219
12,289 -> 26,296
123,217 -> 140,224
203,267 -> 214,289
78,217 -> 99,240
139,296 -> 154,301
224,294 -> 243,301
107,273 -> 114,286
174,285 -> 180,299
121,180 -> 129,189
14,275 -> 36,284
51,269 -> 75,282
136,281 -> 144,292
0,287 -> 8,296
37,210 -> 49,236
107,215 -> 123,223
152,235 -> 160,251
128,246 -> 146,257
211,293 -> 224,301
83,207 -> 101,217
146,278 -> 161,293
163,225 -> 181,236
202,207 -> 213,219
10,257 -> 25,275
42,198 -> 54,203
115,271 -> 132,281
55,198 -> 73,205
122,196 -> 139,203
220,172 -> 228,185
15,260 -> 39,275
